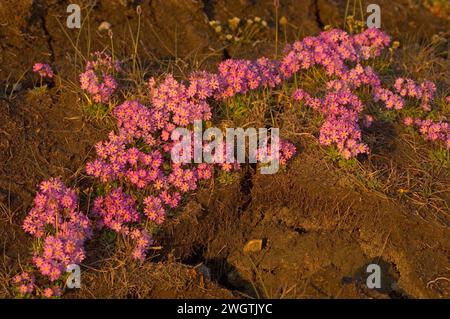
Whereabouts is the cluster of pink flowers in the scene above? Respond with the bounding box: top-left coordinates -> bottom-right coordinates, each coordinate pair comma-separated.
255,139 -> 297,165
13,271 -> 63,298
92,188 -> 140,232
293,87 -> 368,158
33,63 -> 54,79
284,28 -> 448,154
283,29 -> 393,158
22,178 -> 92,282
42,286 -> 62,298
185,28 -> 426,158
280,28 -> 389,78
113,100 -> 158,145
135,28 -> 444,160
214,58 -> 282,98
149,75 -> 212,127
404,117 -> 450,148
87,131 -> 214,230
353,28 -> 391,59
86,131 -> 163,188
92,188 -> 153,260
12,272 -> 35,296
167,164 -> 203,192
394,78 -> 436,111
320,116 -> 368,158
85,52 -> 298,260
277,140 -> 297,165
186,58 -> 282,100
79,52 -> 120,103
129,228 -> 152,260
151,30 -> 383,163
143,195 -> 166,225
372,86 -> 405,110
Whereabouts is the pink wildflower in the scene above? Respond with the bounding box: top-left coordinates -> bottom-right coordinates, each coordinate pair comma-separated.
33,63 -> 54,78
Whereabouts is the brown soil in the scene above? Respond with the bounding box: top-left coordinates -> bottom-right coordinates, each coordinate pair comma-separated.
0,0 -> 449,298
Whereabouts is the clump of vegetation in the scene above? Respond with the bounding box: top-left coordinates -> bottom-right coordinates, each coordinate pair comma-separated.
208,16 -> 269,46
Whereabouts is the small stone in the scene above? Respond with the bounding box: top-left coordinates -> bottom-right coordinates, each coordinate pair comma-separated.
98,21 -> 112,32
243,239 -> 263,253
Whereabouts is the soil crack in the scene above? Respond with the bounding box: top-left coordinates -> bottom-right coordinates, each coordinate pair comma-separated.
312,0 -> 325,29
29,0 -> 55,62
238,165 -> 255,213
201,0 -> 215,20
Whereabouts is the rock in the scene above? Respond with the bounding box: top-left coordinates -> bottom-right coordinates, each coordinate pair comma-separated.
98,21 -> 112,32
243,239 -> 263,253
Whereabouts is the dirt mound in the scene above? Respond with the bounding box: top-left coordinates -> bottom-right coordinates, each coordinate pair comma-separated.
160,152 -> 449,298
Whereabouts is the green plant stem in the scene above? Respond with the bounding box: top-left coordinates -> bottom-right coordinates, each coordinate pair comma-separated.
133,11 -> 142,78
344,0 -> 351,30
